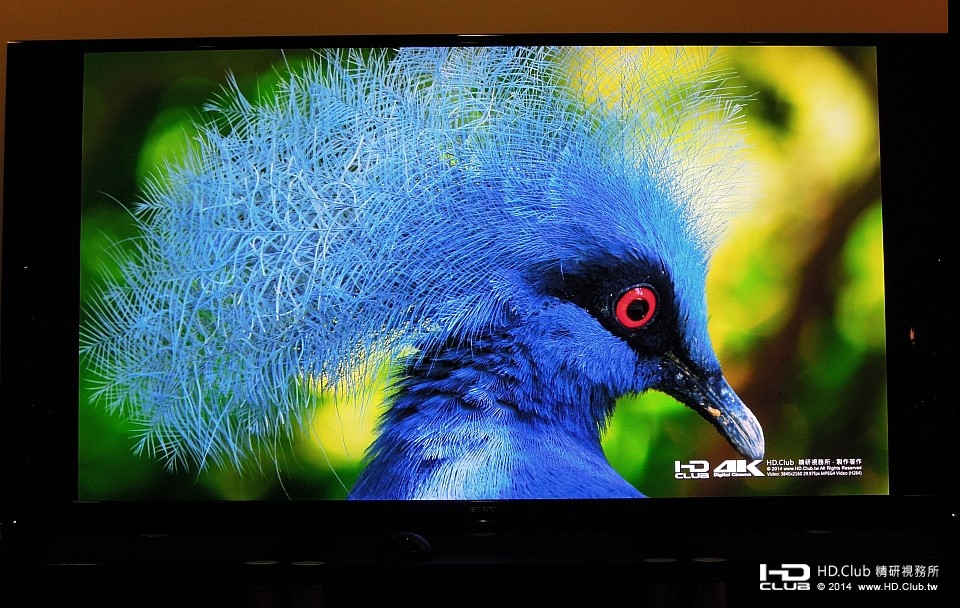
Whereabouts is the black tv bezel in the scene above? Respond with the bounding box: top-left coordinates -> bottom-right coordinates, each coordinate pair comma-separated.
1,32 -> 953,543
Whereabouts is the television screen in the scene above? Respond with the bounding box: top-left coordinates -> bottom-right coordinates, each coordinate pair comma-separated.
75,41 -> 888,502
1,34 -> 952,533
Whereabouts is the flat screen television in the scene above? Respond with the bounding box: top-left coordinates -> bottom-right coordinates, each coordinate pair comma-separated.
1,33 -> 953,553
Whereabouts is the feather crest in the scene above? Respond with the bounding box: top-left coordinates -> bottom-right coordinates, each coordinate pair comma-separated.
81,45 -> 751,469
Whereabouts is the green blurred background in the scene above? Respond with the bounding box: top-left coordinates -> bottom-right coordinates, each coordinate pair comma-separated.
79,45 -> 886,500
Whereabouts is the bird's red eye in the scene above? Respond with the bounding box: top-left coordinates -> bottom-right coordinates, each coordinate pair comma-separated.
614,285 -> 657,330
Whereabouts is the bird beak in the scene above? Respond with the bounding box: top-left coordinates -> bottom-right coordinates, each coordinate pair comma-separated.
657,352 -> 765,461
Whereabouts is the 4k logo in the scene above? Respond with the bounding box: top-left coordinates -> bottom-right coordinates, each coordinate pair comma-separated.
675,459 -> 765,479
713,459 -> 764,477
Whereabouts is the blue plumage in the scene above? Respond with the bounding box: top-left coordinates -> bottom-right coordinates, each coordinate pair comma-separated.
81,46 -> 764,499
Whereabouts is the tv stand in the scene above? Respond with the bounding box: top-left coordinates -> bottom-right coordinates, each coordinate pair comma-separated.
6,520 -> 953,607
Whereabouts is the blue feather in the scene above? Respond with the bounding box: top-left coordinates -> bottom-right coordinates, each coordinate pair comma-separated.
81,46 -> 762,497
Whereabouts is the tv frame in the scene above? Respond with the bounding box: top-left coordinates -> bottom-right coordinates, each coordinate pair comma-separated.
1,32 -> 953,548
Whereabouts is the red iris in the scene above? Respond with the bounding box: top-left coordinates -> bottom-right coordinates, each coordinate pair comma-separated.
614,285 -> 657,330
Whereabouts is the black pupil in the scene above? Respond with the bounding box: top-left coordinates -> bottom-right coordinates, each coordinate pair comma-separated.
626,298 -> 649,321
